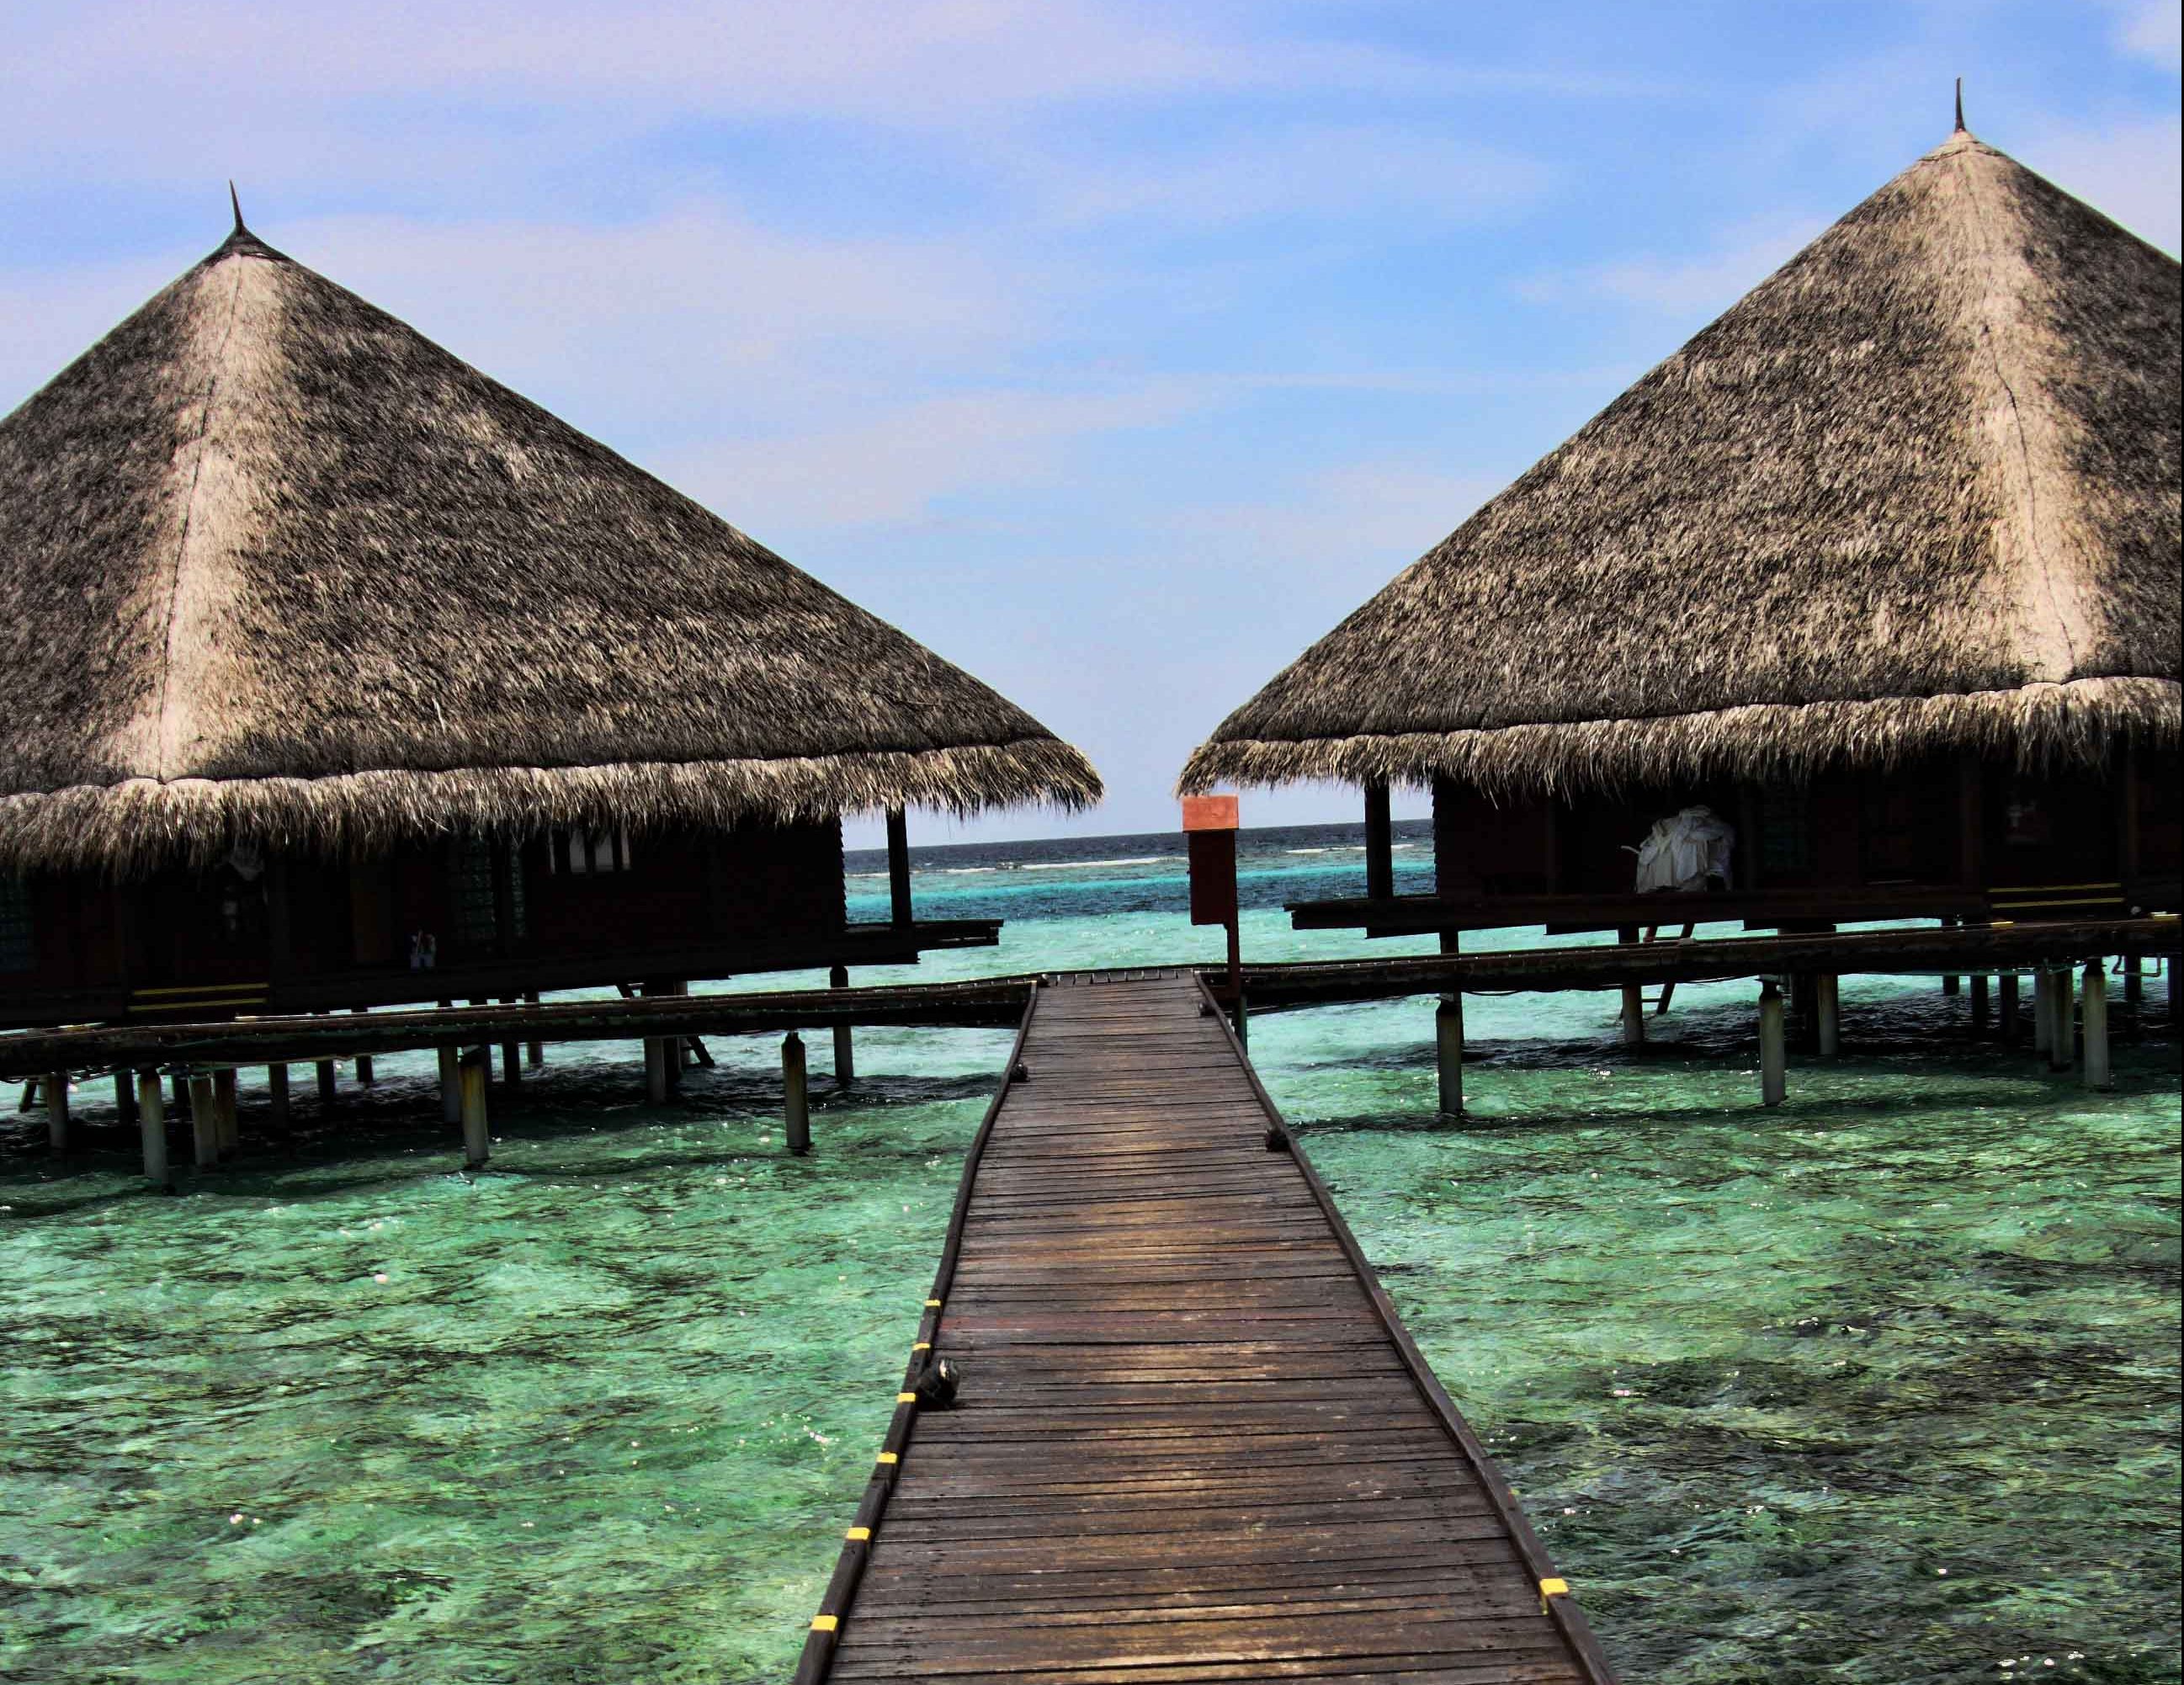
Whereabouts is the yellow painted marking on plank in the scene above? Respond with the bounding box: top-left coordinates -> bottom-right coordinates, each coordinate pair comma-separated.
810,1614 -> 838,1633
911,1342 -> 931,1352
845,1527 -> 871,1542
1539,1577 -> 1570,1613
876,1452 -> 899,1466
924,1298 -> 943,1309
896,1392 -> 918,1404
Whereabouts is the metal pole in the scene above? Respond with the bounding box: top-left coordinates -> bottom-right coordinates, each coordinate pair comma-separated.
783,1033 -> 810,1155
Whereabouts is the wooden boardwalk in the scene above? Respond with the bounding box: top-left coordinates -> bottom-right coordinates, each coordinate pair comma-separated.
800,970 -> 1617,1684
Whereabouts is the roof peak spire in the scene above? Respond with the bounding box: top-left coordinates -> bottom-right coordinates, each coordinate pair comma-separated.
228,180 -> 246,235
1953,76 -> 1965,134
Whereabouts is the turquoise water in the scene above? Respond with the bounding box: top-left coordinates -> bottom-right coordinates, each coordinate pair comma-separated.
3,830 -> 2177,1682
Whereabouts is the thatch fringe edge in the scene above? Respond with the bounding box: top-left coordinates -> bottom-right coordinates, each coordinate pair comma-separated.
2,741 -> 1103,877
1178,678 -> 2180,800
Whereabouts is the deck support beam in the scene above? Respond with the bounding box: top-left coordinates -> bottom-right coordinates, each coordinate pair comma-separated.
1758,980 -> 1787,1107
2047,964 -> 2075,1071
1969,971 -> 1990,1034
114,1071 -> 139,1129
1617,927 -> 1645,1044
268,1065 -> 290,1133
1363,779 -> 1394,901
316,1060 -> 337,1104
214,1069 -> 239,1156
1815,974 -> 1841,1057
45,1071 -> 68,1154
525,993 -> 545,1068
831,966 -> 855,1085
189,1075 -> 217,1168
2081,960 -> 2110,1091
645,1036 -> 671,1103
783,1032 -> 810,1155
460,1049 -> 491,1167
2000,972 -> 2021,1045
137,1071 -> 169,1190
887,809 -> 913,928
1434,995 -> 1464,1119
2033,969 -> 2054,1055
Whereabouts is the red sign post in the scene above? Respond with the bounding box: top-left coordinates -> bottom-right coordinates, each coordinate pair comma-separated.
1183,795 -> 1243,1032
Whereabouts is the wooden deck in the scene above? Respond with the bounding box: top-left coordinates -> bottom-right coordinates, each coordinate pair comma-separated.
799,970 -> 1616,1684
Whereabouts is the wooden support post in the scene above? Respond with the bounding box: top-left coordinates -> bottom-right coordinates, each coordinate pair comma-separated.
1618,927 -> 1645,1045
2033,967 -> 2054,1055
1942,917 -> 1960,996
887,808 -> 914,928
1969,971 -> 1990,1034
1434,995 -> 1464,1119
349,1008 -> 374,1086
2081,959 -> 2111,1090
438,1045 -> 462,1125
525,993 -> 545,1068
502,1038 -> 522,1087
114,1070 -> 139,1129
460,1048 -> 491,1168
188,1075 -> 218,1168
830,965 -> 855,1085
1363,779 -> 1394,901
2123,956 -> 2142,1005
1759,980 -> 1787,1108
2048,964 -> 2075,1072
783,1032 -> 810,1155
213,1069 -> 239,1155
316,1060 -> 337,1104
45,1071 -> 68,1155
171,1072 -> 187,1110
2000,971 -> 2021,1045
645,1036 -> 671,1104
1815,974 -> 1841,1058
137,1071 -> 170,1191
267,1065 -> 291,1135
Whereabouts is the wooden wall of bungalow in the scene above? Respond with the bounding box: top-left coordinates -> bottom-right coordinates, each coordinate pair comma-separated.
1407,745 -> 2181,935
0,816 -> 950,1030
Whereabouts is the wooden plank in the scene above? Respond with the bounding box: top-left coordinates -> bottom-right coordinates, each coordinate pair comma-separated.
796,975 -> 1616,1684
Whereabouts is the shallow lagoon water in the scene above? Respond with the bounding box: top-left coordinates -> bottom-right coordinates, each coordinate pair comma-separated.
3,828 -> 2177,1682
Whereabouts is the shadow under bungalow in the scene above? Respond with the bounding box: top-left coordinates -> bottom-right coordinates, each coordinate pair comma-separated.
0,206 -> 1099,1141
1184,120 -> 2180,1081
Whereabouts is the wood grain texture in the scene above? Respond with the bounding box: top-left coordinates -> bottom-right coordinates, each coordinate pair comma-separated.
799,973 -> 1617,1684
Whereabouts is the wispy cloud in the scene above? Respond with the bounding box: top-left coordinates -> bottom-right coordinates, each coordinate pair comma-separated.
2017,113 -> 2183,253
1512,214 -> 1825,314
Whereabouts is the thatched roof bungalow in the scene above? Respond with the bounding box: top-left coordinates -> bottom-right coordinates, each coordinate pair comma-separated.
0,210 -> 1098,1026
1183,123 -> 2180,936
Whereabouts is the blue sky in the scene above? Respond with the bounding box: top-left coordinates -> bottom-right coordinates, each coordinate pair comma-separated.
6,1 -> 2177,846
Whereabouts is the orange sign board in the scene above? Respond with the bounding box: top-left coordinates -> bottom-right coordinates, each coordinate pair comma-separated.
1182,795 -> 1239,832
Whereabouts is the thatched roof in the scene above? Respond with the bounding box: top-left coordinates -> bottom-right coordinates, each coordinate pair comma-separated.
0,217 -> 1100,874
1183,127 -> 2181,800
